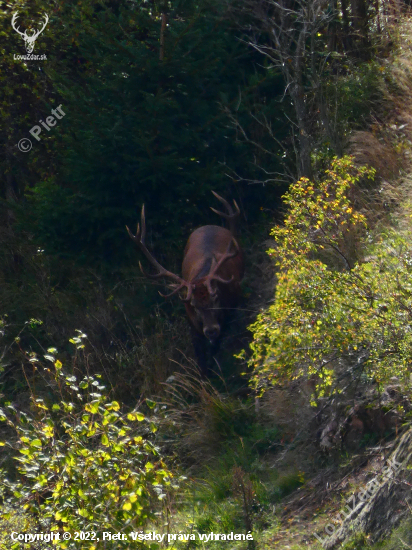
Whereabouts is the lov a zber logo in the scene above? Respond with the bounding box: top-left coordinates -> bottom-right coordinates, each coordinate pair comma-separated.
11,11 -> 49,55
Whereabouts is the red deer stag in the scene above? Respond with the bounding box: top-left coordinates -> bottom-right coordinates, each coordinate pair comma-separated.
126,192 -> 244,344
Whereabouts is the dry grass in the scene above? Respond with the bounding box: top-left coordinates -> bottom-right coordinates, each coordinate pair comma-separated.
349,130 -> 400,181
88,309 -> 193,400
350,18 -> 412,235
258,383 -> 314,445
160,363 -> 254,466
378,21 -> 412,232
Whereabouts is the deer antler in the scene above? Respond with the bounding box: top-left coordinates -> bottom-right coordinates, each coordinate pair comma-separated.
204,237 -> 239,296
126,205 -> 192,298
210,191 -> 240,236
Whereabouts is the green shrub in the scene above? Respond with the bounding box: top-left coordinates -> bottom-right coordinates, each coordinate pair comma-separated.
0,505 -> 49,550
246,157 -> 412,400
331,61 -> 387,130
0,335 -> 178,549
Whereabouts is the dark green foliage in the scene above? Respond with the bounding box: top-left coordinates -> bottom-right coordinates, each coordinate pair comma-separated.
330,60 -> 388,131
7,0 -> 286,267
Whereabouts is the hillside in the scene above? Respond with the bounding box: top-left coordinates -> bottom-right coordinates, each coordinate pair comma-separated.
1,1 -> 412,550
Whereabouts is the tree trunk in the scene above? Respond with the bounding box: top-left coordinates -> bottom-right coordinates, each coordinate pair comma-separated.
328,0 -> 338,52
340,0 -> 351,51
350,0 -> 370,56
292,89 -> 313,179
159,13 -> 167,61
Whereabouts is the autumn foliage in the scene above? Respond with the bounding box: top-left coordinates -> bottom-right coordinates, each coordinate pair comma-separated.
247,157 -> 412,402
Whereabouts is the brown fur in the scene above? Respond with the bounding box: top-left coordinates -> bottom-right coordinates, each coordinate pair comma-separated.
181,225 -> 244,340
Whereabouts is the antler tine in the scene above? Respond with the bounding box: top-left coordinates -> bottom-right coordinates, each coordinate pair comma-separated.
211,274 -> 235,285
140,204 -> 146,243
127,205 -> 190,290
159,282 -> 185,298
205,237 -> 239,293
160,282 -> 193,301
138,260 -> 165,279
210,191 -> 240,235
126,204 -> 144,243
210,190 -> 238,216
181,283 -> 193,303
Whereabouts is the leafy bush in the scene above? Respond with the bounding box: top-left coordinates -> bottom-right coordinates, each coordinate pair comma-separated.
268,156 -> 373,271
246,157 -> 412,400
331,60 -> 387,130
0,335 -> 178,549
0,505 -> 49,550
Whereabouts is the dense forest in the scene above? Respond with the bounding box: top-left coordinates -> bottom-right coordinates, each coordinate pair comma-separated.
1,0 -> 412,548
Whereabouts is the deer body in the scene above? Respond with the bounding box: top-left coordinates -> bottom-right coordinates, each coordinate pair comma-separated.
182,225 -> 244,341
127,193 -> 244,344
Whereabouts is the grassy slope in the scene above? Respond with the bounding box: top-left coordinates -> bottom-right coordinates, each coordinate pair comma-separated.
1,14 -> 412,550
161,17 -> 412,550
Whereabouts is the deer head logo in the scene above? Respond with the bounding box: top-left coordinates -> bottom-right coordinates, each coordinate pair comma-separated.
11,12 -> 49,54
